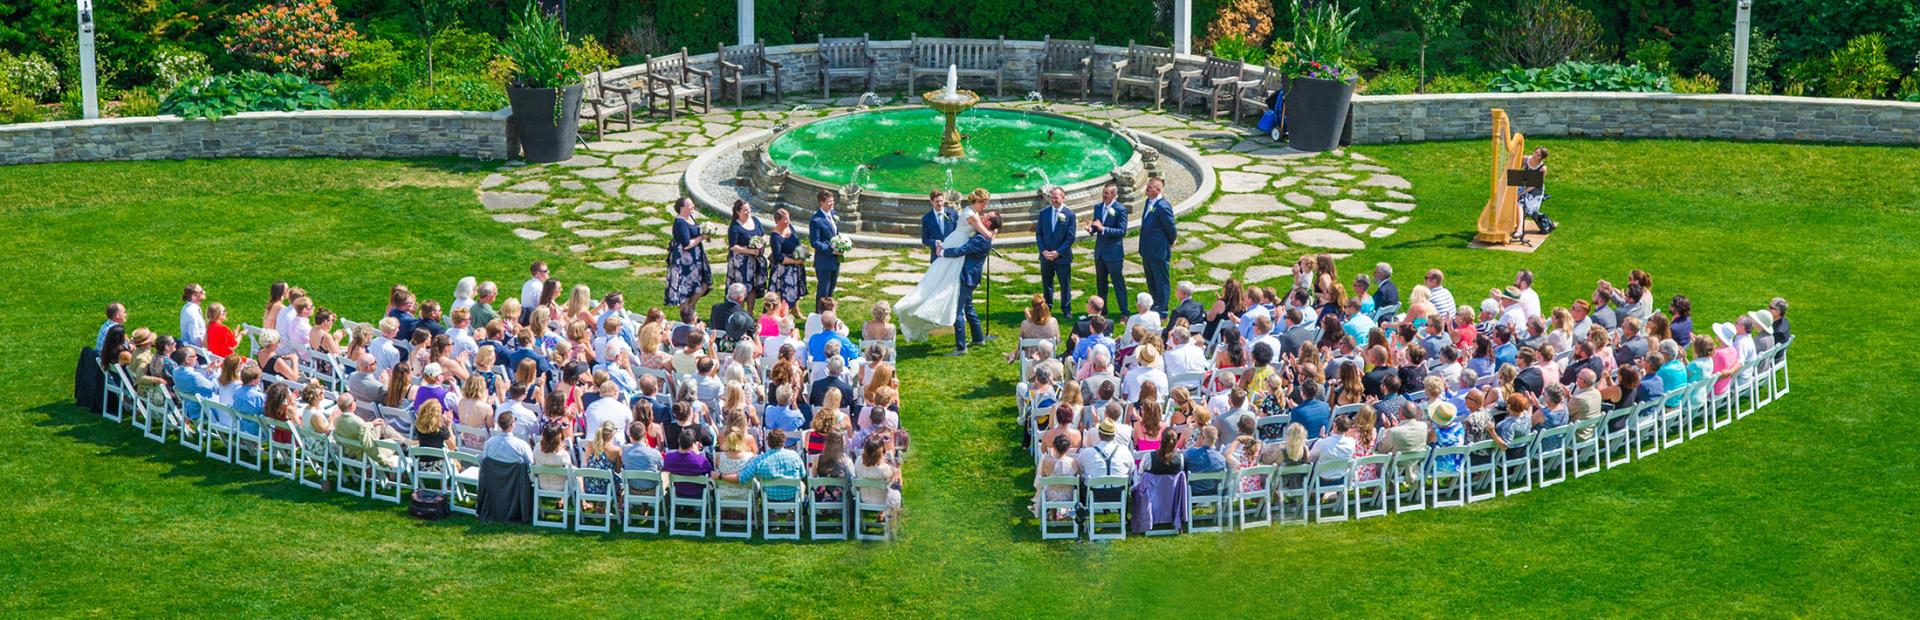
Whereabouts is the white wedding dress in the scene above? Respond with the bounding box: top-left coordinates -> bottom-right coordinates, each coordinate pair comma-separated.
896,207 -> 977,342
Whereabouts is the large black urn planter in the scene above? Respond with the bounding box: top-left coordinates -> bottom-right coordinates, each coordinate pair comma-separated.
1285,76 -> 1356,152
507,84 -> 584,163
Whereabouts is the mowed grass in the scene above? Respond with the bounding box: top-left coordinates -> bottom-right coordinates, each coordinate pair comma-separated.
1,140 -> 1917,617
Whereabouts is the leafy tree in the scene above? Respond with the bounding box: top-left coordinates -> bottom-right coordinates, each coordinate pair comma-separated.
1392,0 -> 1470,91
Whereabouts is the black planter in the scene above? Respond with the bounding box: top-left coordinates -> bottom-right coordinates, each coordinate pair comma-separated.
1285,76 -> 1356,152
507,84 -> 584,163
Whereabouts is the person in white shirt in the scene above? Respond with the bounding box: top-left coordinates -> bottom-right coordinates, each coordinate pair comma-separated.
279,297 -> 314,353
1514,269 -> 1542,318
178,283 -> 208,348
519,261 -> 549,322
1075,418 -> 1137,496
581,381 -> 632,446
1308,415 -> 1358,481
447,308 -> 479,360
1120,345 -> 1169,403
1424,269 -> 1456,319
369,317 -> 403,371
494,385 -> 541,443
276,289 -> 305,340
1250,313 -> 1284,361
1125,292 -> 1161,336
481,410 -> 537,464
1495,287 -> 1528,333
452,276 -> 478,313
1161,327 -> 1207,388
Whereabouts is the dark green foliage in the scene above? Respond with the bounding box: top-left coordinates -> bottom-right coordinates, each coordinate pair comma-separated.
158,71 -> 337,119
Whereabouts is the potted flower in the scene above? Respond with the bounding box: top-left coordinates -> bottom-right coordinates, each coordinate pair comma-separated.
498,2 -> 583,163
1278,2 -> 1359,152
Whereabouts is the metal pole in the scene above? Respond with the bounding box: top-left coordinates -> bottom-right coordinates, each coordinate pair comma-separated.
738,0 -> 754,46
1732,0 -> 1753,95
1173,0 -> 1192,55
76,0 -> 98,119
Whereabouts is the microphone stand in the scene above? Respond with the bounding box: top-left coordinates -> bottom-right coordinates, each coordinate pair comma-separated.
984,247 -> 1003,340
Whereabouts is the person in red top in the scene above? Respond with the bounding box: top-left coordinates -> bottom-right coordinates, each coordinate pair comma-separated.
205,302 -> 240,359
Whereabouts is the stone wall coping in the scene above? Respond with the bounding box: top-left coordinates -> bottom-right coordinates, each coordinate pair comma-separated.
1353,91 -> 1920,111
0,108 -> 512,135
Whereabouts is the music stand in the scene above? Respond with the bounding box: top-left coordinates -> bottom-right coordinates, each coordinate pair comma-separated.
1503,168 -> 1545,247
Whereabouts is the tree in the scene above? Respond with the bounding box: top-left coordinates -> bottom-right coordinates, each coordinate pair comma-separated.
1395,0 -> 1469,91
416,0 -> 475,101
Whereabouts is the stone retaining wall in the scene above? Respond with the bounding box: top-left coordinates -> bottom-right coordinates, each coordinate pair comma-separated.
0,109 -> 511,166
1349,92 -> 1920,145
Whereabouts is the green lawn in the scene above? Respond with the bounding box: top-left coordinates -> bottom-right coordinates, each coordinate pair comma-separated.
2,141 -> 1916,617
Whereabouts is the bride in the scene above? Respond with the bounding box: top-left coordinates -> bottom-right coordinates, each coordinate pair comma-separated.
897,188 -> 998,342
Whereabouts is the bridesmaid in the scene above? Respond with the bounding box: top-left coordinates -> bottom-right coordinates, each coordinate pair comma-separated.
666,197 -> 713,309
726,199 -> 768,301
768,207 -> 808,309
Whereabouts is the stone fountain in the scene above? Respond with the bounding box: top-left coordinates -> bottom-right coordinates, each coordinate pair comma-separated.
921,65 -> 981,159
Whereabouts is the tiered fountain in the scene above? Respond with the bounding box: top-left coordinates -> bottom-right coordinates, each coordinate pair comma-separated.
922,66 -> 982,159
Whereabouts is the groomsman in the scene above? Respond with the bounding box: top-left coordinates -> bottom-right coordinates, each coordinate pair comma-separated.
1088,182 -> 1130,316
937,212 -> 1001,355
810,190 -> 842,302
1138,177 -> 1176,314
1035,186 -> 1076,317
920,191 -> 957,262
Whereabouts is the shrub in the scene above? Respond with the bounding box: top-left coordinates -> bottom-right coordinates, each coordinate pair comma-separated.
222,0 -> 359,77
336,38 -> 406,104
1625,39 -> 1674,74
150,46 -> 213,94
1486,0 -> 1602,69
566,35 -> 621,76
1704,29 -> 1777,95
1360,68 -> 1418,95
159,72 -> 337,120
1489,61 -> 1669,93
1422,73 -> 1486,94
1210,33 -> 1268,65
0,51 -> 62,102
1825,34 -> 1899,99
0,86 -> 42,124
1201,0 -> 1277,52
497,3 -> 579,89
1779,57 -> 1827,97
1900,73 -> 1920,103
1671,73 -> 1721,94
119,87 -> 162,117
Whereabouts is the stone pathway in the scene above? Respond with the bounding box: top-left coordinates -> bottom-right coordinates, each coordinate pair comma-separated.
475,96 -> 1417,307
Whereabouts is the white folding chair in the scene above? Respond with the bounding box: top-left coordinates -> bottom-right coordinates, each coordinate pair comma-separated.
410,447 -> 456,497
1536,424 -> 1576,485
669,477 -> 714,537
375,403 -> 417,437
1273,462 -> 1316,523
1497,433 -> 1535,495
331,435 -> 372,497
621,471 -> 668,534
295,425 -> 333,490
573,467 -> 618,533
1233,465 -> 1278,528
714,478 -> 757,539
1346,456 -> 1391,519
1035,475 -> 1081,540
1425,446 -> 1470,508
241,323 -> 270,357
1462,440 -> 1499,503
1184,470 -> 1230,533
1083,475 -> 1129,541
1308,460 -> 1350,523
369,439 -> 410,502
1387,449 -> 1429,514
530,464 -> 574,529
449,451 -> 482,516
758,479 -> 808,540
100,365 -> 132,423
197,396 -> 238,464
263,417 -> 301,480
1600,406 -> 1635,469
233,410 -> 267,472
808,477 -> 851,540
851,478 -> 896,542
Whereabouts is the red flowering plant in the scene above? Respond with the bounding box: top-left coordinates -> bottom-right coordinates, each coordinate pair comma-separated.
222,0 -> 359,77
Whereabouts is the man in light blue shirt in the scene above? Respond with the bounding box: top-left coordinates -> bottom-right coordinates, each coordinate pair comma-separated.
96,302 -> 126,351
482,410 -> 537,464
169,348 -> 219,423
231,366 -> 266,436
806,311 -> 858,364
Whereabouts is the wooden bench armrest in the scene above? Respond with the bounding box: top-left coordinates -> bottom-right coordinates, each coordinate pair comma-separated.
763,57 -> 784,69
1178,68 -> 1204,80
1152,62 -> 1175,76
1210,76 -> 1239,87
1111,58 -> 1130,73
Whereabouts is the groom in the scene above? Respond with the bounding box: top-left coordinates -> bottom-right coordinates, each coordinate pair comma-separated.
937,211 -> 1002,355
920,190 -> 957,262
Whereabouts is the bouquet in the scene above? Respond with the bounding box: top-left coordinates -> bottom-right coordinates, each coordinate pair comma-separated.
749,235 -> 768,251
795,243 -> 813,261
699,222 -> 726,239
831,234 -> 855,255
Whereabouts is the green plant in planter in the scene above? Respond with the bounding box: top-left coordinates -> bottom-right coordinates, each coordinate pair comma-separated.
1283,1 -> 1360,82
498,3 -> 580,90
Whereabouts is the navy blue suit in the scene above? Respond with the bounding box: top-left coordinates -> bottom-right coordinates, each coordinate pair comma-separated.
943,232 -> 991,350
1138,195 -> 1176,313
1035,204 -> 1076,316
810,208 -> 840,301
920,207 -> 956,262
1090,199 -> 1130,315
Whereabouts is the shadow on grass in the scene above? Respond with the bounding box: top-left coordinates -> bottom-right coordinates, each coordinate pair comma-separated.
1375,230 -> 1478,252
28,400 -> 865,546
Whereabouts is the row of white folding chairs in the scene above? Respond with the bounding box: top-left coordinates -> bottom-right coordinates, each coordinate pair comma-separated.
525,467 -> 897,541
1030,348 -> 1796,541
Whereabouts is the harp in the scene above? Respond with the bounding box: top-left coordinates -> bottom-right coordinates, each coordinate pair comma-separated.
1475,109 -> 1527,244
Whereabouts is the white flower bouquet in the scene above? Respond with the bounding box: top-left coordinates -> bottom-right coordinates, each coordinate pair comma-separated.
699,222 -> 726,239
795,243 -> 813,261
749,235 -> 768,251
831,234 -> 854,255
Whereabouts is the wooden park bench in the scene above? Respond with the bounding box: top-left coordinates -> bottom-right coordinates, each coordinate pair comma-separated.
1176,55 -> 1243,120
1036,35 -> 1097,100
1107,41 -> 1175,110
1232,64 -> 1286,128
643,48 -> 711,120
817,34 -> 877,98
716,40 -> 784,106
907,34 -> 1009,97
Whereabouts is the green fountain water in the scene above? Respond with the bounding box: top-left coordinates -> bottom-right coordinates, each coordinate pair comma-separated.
766,107 -> 1135,195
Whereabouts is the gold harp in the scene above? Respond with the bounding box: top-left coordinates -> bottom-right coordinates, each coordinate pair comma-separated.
1475,109 -> 1527,244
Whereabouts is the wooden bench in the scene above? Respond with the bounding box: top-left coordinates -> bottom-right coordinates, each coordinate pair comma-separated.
1176,55 -> 1243,120
716,40 -> 784,106
1233,65 -> 1286,129
1036,35 -> 1097,100
1108,41 -> 1175,110
817,34 -> 877,98
643,48 -> 711,120
907,34 -> 1008,97
581,69 -> 636,140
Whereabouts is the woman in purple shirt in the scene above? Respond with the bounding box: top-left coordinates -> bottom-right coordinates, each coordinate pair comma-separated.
661,430 -> 714,498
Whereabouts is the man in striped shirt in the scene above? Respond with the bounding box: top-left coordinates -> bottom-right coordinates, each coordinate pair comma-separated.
1424,268 -> 1457,319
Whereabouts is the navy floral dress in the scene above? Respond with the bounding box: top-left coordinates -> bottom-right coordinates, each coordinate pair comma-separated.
768,228 -> 808,308
726,217 -> 768,296
666,216 -> 711,306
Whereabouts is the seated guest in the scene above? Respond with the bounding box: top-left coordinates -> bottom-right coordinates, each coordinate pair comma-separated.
1073,296 -> 1110,339
621,421 -> 665,491
203,302 -> 238,359
1073,316 -> 1116,365
531,423 -> 572,491
1075,419 -> 1136,501
806,311 -> 858,364
1126,292 -> 1161,337
1162,326 -> 1207,388
1120,345 -> 1168,403
863,301 -> 896,342
660,430 -> 713,498
736,429 -> 806,502
170,348 -> 218,427
855,438 -> 903,517
1289,382 -> 1332,439
582,380 -> 632,445
764,385 -> 806,439
1308,416 -> 1358,483
809,356 -> 856,411
1181,426 -> 1227,495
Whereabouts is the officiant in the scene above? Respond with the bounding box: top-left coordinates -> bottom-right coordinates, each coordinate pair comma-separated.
921,190 -> 958,262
